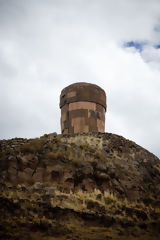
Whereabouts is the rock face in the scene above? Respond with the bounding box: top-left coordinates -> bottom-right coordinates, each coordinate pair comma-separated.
60,82 -> 106,134
0,132 -> 160,240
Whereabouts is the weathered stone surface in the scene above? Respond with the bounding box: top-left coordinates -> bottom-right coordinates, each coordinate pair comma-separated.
18,168 -> 33,182
0,132 -> 160,239
60,82 -> 106,134
60,82 -> 106,109
32,167 -> 44,182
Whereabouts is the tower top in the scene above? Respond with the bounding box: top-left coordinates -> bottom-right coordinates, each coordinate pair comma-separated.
60,82 -> 106,110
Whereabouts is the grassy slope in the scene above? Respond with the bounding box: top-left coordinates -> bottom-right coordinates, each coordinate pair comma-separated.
0,133 -> 160,239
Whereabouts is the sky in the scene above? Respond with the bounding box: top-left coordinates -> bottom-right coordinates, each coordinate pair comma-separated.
0,0 -> 160,158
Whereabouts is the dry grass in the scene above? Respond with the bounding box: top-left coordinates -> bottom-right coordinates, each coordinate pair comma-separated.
45,152 -> 64,161
20,139 -> 45,154
1,185 -> 160,240
61,135 -> 103,150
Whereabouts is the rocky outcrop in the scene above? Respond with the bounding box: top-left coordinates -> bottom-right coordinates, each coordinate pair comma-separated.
0,132 -> 160,239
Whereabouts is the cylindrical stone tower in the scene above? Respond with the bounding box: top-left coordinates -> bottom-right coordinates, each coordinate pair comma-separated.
59,82 -> 106,134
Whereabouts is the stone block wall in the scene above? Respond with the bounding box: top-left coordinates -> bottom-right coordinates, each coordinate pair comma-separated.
60,82 -> 106,134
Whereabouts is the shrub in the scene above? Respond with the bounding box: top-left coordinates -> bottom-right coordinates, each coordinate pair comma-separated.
95,151 -> 106,160
21,139 -> 45,154
46,152 -> 64,161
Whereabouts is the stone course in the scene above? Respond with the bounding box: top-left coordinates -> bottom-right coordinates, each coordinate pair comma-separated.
60,82 -> 106,134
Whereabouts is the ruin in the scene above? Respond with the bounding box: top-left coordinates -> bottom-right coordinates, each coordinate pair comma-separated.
59,82 -> 106,134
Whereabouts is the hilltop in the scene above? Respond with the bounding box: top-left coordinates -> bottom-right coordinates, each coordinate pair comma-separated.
0,132 -> 160,239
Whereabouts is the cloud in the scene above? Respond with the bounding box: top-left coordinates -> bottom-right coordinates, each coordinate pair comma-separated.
123,40 -> 160,69
0,0 -> 160,158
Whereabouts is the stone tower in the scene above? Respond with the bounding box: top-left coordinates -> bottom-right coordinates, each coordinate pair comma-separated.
59,82 -> 106,134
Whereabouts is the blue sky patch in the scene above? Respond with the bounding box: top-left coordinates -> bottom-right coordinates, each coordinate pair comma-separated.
155,44 -> 160,49
123,41 -> 146,52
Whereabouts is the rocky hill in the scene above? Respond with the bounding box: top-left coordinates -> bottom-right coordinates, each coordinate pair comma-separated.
0,132 -> 160,240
